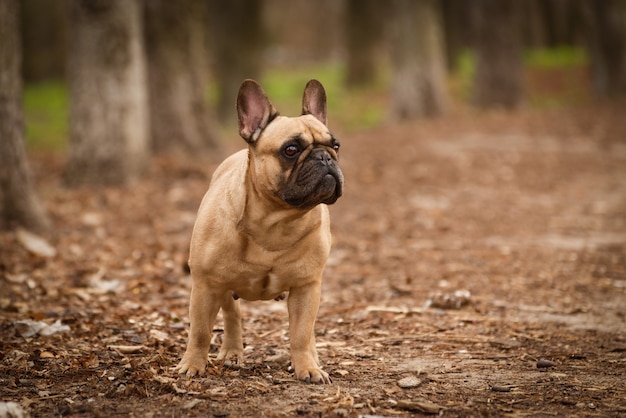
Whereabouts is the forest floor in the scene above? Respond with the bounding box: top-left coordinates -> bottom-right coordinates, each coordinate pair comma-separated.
2,100 -> 626,417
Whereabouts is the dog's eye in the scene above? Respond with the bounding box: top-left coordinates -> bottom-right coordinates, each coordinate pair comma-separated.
332,142 -> 340,152
284,145 -> 299,157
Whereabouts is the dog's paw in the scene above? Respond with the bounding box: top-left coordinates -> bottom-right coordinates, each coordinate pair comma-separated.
216,346 -> 244,366
175,352 -> 208,377
295,367 -> 332,384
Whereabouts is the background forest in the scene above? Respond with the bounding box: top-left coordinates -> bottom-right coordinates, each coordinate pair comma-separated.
4,0 -> 625,219
1,1 -> 626,417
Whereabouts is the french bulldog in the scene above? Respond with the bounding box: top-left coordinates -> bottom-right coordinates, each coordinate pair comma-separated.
175,79 -> 343,384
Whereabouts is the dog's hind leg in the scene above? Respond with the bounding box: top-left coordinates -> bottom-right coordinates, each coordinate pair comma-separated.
216,292 -> 244,365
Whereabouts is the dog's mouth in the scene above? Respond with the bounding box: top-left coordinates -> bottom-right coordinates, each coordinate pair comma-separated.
318,173 -> 343,204
283,170 -> 343,209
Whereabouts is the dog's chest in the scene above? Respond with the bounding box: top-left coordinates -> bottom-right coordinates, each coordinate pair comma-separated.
232,231 -> 323,300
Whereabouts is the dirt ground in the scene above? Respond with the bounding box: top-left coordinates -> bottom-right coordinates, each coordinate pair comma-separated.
1,101 -> 626,417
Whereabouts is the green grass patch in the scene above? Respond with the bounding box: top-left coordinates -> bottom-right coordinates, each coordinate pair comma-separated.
261,63 -> 342,115
450,50 -> 476,101
205,62 -> 387,136
23,80 -> 68,151
261,62 -> 386,131
525,46 -> 587,70
452,46 -> 587,78
450,47 -> 589,108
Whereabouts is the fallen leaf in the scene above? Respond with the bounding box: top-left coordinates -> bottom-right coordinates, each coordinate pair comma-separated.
39,351 -> 55,359
88,268 -> 122,294
0,401 -> 27,418
15,319 -> 70,338
149,329 -> 169,342
15,320 -> 47,338
108,345 -> 145,354
183,399 -> 203,410
172,383 -> 188,394
81,212 -> 103,226
153,375 -> 173,384
39,320 -> 71,336
396,400 -> 443,414
16,228 -> 56,257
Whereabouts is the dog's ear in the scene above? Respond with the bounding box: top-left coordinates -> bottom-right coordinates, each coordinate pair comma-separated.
237,79 -> 278,144
302,79 -> 327,126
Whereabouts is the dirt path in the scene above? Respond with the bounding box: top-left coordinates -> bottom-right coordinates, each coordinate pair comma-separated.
2,103 -> 625,417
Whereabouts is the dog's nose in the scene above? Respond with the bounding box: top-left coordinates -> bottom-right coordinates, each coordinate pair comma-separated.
312,149 -> 333,166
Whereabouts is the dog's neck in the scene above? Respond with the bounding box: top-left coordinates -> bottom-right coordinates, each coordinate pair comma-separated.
237,157 -> 323,252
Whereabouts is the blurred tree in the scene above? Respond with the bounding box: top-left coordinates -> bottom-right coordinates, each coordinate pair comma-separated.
207,0 -> 263,124
471,0 -> 523,109
345,0 -> 382,87
541,0 -> 583,46
522,0 -> 583,49
144,0 -> 220,153
263,0 -> 343,64
0,0 -> 49,231
65,0 -> 149,186
390,0 -> 448,119
20,0 -> 68,82
442,0 -> 471,72
581,0 -> 626,97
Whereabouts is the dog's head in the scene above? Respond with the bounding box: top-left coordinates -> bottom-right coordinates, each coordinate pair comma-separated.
236,79 -> 344,210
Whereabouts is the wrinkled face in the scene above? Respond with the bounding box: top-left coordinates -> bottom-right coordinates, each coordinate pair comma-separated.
249,114 -> 344,210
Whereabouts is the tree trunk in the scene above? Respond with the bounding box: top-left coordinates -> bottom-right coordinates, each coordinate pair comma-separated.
442,0 -> 471,71
0,0 -> 49,232
522,0 -> 584,49
20,0 -> 68,82
207,0 -> 263,124
471,0 -> 524,109
522,0 -> 549,48
542,0 -> 579,47
144,0 -> 220,154
345,0 -> 381,88
262,0 -> 344,64
65,0 -> 149,186
581,0 -> 626,97
390,0 -> 448,120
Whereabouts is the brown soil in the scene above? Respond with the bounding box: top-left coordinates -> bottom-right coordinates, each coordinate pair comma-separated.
2,101 -> 626,417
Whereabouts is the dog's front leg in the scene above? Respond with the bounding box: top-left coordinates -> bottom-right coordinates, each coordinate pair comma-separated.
287,281 -> 331,384
176,281 -> 223,377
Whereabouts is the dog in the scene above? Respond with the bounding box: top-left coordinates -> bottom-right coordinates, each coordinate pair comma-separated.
175,79 -> 344,384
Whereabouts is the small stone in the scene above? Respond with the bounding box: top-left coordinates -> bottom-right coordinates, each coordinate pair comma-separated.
537,358 -> 558,368
425,289 -> 471,310
397,376 -> 421,388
